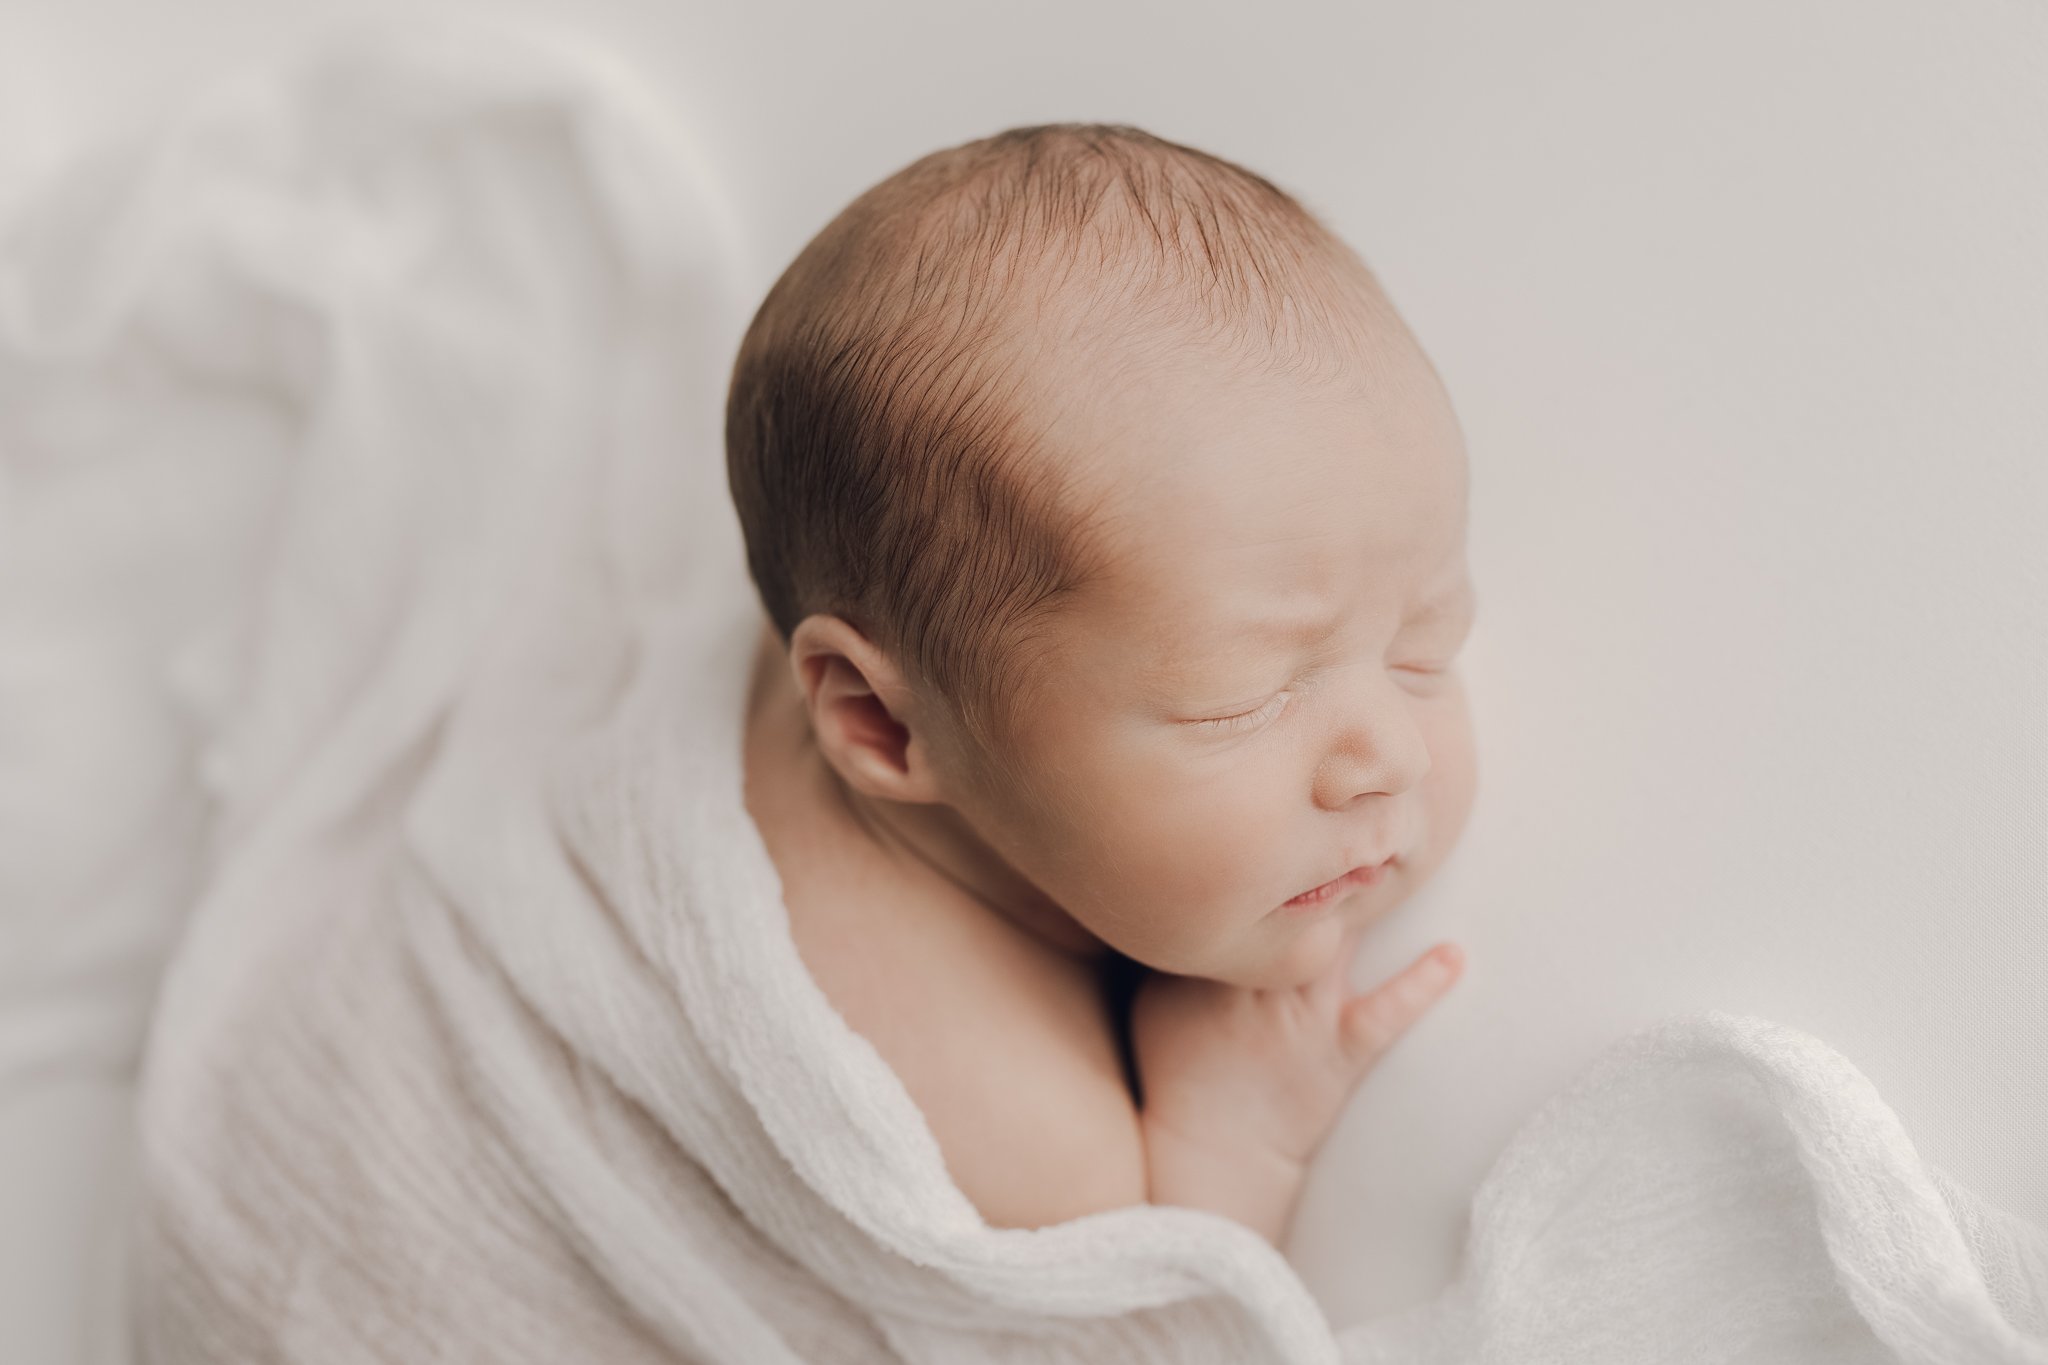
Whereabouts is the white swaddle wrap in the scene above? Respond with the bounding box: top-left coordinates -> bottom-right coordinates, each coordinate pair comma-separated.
4,20 -> 2043,1364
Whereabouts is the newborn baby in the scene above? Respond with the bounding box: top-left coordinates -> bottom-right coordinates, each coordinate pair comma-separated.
729,123 -> 1475,1249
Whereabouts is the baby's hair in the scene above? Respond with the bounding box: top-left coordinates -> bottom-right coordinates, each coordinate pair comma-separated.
724,122 -> 1400,765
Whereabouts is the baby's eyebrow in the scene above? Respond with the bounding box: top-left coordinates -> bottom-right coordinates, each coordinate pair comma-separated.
1245,583 -> 1475,646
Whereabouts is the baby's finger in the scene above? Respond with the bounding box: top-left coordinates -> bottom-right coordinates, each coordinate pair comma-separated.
1338,943 -> 1465,1066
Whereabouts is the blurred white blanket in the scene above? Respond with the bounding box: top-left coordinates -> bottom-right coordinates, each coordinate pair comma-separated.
2,20 -> 2044,1365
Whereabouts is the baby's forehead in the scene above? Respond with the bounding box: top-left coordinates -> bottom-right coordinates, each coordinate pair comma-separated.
1043,356 -> 1433,524
1049,412 -> 1465,633
992,272 -> 1461,592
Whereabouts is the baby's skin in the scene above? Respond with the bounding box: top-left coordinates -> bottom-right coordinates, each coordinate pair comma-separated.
745,287 -> 1478,1246
1132,926 -> 1464,1243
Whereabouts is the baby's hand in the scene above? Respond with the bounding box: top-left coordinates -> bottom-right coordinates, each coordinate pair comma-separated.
1131,930 -> 1464,1244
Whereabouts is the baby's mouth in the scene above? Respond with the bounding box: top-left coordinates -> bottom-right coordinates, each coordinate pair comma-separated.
1275,856 -> 1393,913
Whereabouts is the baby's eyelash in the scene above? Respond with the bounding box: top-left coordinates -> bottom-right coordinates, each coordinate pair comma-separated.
1189,692 -> 1292,733
1187,652 -> 1466,735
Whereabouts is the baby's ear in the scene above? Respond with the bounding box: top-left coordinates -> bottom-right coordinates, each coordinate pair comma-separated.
787,614 -> 946,804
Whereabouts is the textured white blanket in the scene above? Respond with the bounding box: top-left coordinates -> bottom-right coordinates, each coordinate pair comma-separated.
5,19 -> 2042,1365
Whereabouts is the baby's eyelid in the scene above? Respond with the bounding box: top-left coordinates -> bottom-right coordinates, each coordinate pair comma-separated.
1187,690 -> 1291,732
1185,647 -> 1465,733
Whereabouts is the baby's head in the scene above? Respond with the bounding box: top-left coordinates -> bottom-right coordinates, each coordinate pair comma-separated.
726,124 -> 1475,990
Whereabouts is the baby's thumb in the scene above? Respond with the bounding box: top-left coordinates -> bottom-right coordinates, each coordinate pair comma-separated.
1339,943 -> 1464,1067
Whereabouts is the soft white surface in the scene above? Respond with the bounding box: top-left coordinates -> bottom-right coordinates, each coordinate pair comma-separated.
2,0 -> 2043,1359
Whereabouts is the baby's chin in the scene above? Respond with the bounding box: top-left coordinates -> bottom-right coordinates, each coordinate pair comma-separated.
1209,911 -> 1349,991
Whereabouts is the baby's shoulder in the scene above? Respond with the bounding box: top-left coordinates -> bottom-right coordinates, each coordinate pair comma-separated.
785,871 -> 1147,1230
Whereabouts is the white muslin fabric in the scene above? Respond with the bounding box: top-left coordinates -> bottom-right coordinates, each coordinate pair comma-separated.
3,18 -> 2044,1365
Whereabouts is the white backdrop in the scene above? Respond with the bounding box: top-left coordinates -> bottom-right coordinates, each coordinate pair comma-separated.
4,0 -> 2043,1358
